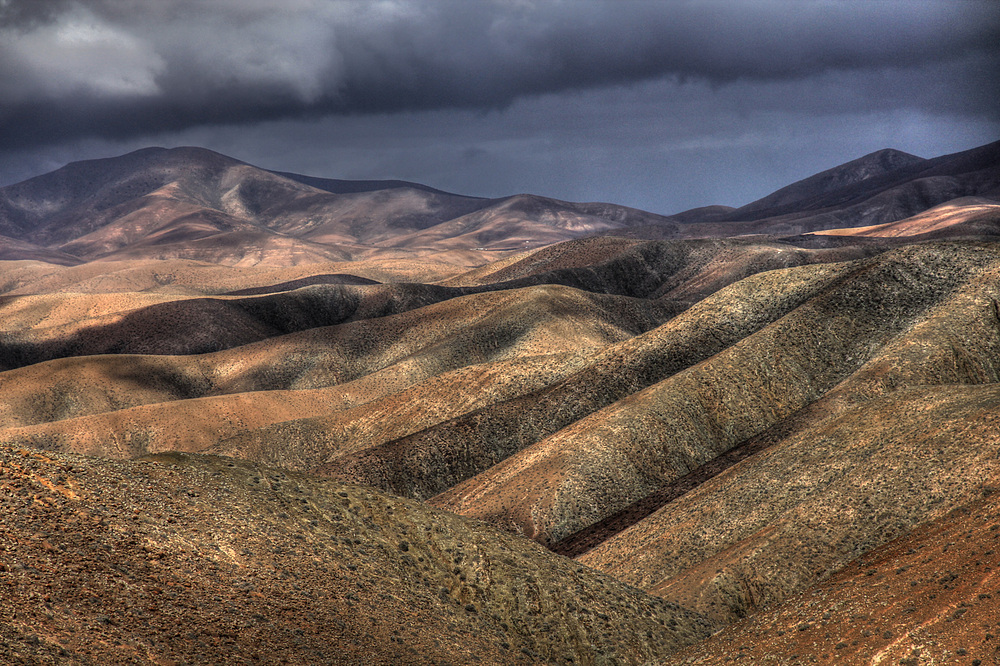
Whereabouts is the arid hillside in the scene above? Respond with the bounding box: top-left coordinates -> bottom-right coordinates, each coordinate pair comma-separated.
666,492 -> 1000,664
1,141 -> 999,663
0,448 -> 713,664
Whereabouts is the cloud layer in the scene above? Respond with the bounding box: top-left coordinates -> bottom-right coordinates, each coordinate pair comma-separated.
2,0 -> 998,149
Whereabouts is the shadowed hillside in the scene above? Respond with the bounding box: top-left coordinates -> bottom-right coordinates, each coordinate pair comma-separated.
321,259 -> 856,498
571,256 -> 1000,625
425,244 -> 999,543
0,257 -> 469,296
0,282 -> 480,370
0,285 -> 669,457
441,234 -> 883,301
671,140 -> 1000,237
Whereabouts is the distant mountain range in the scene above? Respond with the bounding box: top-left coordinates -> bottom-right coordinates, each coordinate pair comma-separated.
0,146 -> 670,266
1,140 -> 997,266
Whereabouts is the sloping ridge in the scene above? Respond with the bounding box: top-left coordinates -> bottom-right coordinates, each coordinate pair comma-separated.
317,259 -> 845,498
581,382 -> 1000,625
423,245 -> 997,549
554,247 -> 1000,558
665,492 -> 1000,663
0,284 -> 671,458
668,140 -> 1000,236
0,282 -> 475,371
571,252 -> 1000,625
734,140 -> 1000,221
0,447 -> 714,664
733,148 -> 926,219
176,242 -> 873,493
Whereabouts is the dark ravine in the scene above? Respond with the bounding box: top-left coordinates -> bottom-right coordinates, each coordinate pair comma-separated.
548,426 -> 782,558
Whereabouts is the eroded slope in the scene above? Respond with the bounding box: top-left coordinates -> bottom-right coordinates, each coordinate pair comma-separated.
665,493 -> 1000,664
0,447 -> 713,665
425,243 -> 999,543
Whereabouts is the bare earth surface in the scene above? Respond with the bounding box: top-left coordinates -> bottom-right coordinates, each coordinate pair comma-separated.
666,493 -> 1000,664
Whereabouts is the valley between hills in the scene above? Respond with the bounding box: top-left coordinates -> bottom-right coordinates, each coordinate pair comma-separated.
1,141 -> 999,664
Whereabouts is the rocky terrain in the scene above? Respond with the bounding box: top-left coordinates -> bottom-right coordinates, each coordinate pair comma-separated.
0,448 -> 713,664
666,493 -> 1000,664
1,141 -> 999,663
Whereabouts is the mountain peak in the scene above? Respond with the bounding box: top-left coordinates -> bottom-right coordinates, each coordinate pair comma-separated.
850,147 -> 925,175
735,148 -> 927,219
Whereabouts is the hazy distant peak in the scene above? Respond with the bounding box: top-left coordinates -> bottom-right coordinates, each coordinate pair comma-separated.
495,193 -> 566,210
735,147 -> 927,218
109,146 -> 169,159
845,148 -> 925,177
669,205 -> 737,223
66,146 -> 239,169
271,170 -> 471,198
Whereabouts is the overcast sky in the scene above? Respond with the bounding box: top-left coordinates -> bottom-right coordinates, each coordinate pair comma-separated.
1,0 -> 998,214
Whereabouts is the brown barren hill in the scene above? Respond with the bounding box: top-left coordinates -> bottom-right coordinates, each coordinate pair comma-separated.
569,259 -> 1000,627
578,384 -> 1000,624
442,234 -> 882,301
323,259 -> 856,498
0,257 -> 465,296
209,352 -> 592,472
0,447 -> 713,665
427,243 -> 999,545
320,238 -> 886,506
0,282 -> 490,369
665,492 -> 1000,665
0,284 -> 668,456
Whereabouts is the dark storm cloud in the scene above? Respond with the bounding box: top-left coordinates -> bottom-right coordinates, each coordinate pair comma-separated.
1,0 -> 998,150
0,0 -> 73,29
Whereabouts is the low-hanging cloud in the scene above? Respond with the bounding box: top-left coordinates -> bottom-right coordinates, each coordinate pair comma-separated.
1,0 -> 998,150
